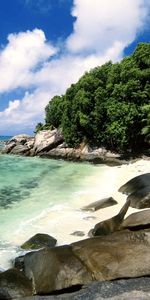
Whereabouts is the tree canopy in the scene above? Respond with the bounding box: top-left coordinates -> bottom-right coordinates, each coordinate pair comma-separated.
36,43 -> 150,153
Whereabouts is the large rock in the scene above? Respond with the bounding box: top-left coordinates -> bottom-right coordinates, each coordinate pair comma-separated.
0,268 -> 32,299
122,209 -> 150,229
23,230 -> 150,295
33,129 -> 64,155
118,173 -> 150,195
127,186 -> 150,209
72,229 -> 150,281
24,245 -> 92,294
21,233 -> 57,250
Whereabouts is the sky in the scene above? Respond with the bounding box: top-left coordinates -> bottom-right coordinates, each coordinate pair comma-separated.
0,0 -> 149,135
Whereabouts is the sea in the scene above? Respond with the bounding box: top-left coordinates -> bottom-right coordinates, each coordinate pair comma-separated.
0,135 -> 113,270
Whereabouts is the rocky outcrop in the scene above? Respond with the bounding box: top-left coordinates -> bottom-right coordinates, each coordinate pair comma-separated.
2,134 -> 34,155
2,130 -> 128,165
21,233 -> 57,250
42,142 -> 125,166
0,268 -> 32,299
22,229 -> 150,296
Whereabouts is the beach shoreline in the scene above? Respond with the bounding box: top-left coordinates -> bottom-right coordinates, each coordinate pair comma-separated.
0,157 -> 149,270
13,158 -> 150,247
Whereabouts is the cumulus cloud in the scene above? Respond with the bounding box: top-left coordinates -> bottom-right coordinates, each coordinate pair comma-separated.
0,29 -> 57,93
67,0 -> 149,54
0,0 -> 149,134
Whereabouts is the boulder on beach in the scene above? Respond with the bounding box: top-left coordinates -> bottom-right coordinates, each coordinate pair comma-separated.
89,199 -> 130,237
24,245 -> 92,294
118,173 -> 150,195
122,209 -> 150,230
127,186 -> 150,209
21,233 -> 57,250
72,229 -> 150,281
82,197 -> 117,211
23,229 -> 150,295
0,268 -> 32,299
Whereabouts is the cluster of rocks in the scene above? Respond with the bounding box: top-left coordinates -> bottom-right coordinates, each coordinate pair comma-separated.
0,173 -> 150,299
2,129 -> 127,165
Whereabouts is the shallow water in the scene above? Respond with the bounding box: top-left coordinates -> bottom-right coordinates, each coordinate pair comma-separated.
0,153 -> 108,269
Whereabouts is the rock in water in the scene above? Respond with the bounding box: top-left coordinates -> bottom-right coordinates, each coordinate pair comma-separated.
122,209 -> 150,230
89,199 -> 130,237
82,197 -> 117,211
118,173 -> 150,195
0,268 -> 32,299
127,186 -> 150,209
21,233 -> 57,250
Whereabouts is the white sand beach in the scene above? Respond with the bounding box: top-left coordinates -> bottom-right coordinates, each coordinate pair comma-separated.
18,158 -> 150,246
1,158 -> 150,270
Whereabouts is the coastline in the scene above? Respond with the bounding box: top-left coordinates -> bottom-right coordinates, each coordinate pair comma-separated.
33,158 -> 149,245
8,157 -> 150,249
0,133 -> 150,270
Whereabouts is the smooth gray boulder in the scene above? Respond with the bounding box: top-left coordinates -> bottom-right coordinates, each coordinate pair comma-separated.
23,229 -> 150,295
72,229 -> 150,281
127,185 -> 150,209
122,209 -> 150,229
24,245 -> 92,294
118,173 -> 150,195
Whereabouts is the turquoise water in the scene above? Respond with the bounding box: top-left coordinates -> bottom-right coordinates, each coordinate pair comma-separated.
0,152 -> 107,269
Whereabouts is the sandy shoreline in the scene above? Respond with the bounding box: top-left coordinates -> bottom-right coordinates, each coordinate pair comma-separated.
22,158 -> 150,245
1,158 -> 149,270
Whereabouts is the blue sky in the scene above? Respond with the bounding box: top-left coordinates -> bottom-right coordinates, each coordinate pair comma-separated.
0,0 -> 149,135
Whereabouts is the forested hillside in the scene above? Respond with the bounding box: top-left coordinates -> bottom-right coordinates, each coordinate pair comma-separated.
36,43 -> 150,153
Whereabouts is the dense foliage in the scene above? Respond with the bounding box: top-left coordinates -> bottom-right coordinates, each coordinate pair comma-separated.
37,43 -> 150,152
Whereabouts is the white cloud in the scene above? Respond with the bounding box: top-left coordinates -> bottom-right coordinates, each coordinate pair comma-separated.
0,0 -> 149,134
0,29 -> 57,93
67,0 -> 149,54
